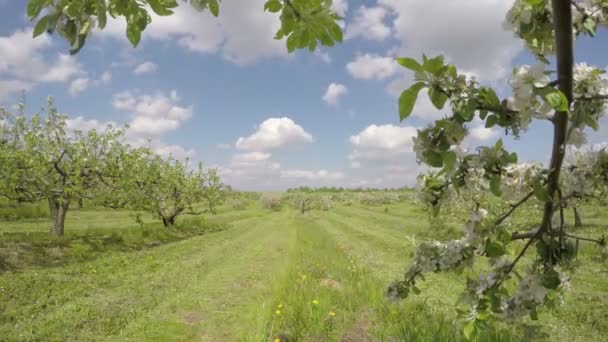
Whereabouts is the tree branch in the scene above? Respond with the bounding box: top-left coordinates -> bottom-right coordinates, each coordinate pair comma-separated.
574,94 -> 608,102
495,190 -> 535,226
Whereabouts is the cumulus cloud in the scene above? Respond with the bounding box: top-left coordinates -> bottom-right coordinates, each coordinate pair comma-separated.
346,54 -> 399,80
133,61 -> 158,75
112,90 -> 193,136
280,169 -> 345,181
68,71 -> 112,96
378,0 -> 522,81
232,152 -> 272,164
0,29 -> 86,98
97,0 -> 288,65
66,116 -> 118,132
332,0 -> 349,16
235,117 -> 313,151
349,124 -> 418,167
323,83 -> 348,106
345,6 -> 391,41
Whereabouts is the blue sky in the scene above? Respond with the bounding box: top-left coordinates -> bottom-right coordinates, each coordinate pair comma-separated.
1,0 -> 606,190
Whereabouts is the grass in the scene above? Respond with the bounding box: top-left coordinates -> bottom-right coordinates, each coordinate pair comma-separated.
0,200 -> 607,341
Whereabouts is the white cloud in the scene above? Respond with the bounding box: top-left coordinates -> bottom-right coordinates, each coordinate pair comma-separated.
349,124 -> 418,166
98,0 -> 288,65
133,61 -> 158,75
280,169 -> 345,181
0,29 -> 87,98
38,54 -> 85,82
66,116 -> 118,132
314,50 -> 332,64
345,6 -> 391,41
155,144 -> 196,160
0,80 -> 32,100
100,71 -> 112,82
466,118 -> 500,142
469,125 -> 499,141
68,71 -> 112,96
323,83 -> 348,106
112,90 -> 193,136
332,0 -> 349,16
68,78 -> 91,96
232,152 -> 272,164
379,0 -> 522,81
235,117 -> 313,151
346,54 -> 399,80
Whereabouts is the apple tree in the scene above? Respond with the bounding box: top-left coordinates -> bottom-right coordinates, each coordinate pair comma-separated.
0,99 -> 127,237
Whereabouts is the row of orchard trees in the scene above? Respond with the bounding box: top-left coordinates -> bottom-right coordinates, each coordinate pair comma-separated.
0,100 -> 225,237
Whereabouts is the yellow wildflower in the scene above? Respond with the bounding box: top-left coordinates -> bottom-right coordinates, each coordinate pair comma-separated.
275,310 -> 281,315
312,299 -> 319,305
274,338 -> 281,342
329,311 -> 336,317
277,304 -> 283,309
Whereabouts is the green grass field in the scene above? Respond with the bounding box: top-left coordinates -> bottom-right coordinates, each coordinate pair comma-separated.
1,200 -> 607,341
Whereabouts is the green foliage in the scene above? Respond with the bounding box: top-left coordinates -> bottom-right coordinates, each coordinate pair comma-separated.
26,0 -> 344,54
0,99 -> 127,236
115,150 -> 226,227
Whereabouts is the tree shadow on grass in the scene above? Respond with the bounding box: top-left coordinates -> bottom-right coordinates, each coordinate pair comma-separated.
0,219 -> 228,273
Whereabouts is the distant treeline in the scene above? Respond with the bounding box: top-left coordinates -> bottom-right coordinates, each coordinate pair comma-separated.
285,186 -> 414,193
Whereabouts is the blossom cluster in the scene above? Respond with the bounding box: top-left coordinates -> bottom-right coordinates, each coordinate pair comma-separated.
406,209 -> 488,277
506,64 -> 554,131
504,0 -> 608,57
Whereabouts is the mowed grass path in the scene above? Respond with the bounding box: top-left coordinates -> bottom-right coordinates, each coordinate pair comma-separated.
1,203 -> 607,341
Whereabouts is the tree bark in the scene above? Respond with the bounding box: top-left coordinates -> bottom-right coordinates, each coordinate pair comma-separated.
573,206 -> 582,228
539,0 -> 574,234
48,197 -> 70,237
160,207 -> 183,227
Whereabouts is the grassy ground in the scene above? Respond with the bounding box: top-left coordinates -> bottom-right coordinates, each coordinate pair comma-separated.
0,201 -> 607,341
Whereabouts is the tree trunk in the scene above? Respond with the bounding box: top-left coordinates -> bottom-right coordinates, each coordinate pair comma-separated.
160,207 -> 183,227
48,197 -> 70,237
78,198 -> 83,209
573,206 -> 582,228
539,1 -> 574,235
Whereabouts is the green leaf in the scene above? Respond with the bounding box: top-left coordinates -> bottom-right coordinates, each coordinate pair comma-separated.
126,22 -> 142,47
490,175 -> 502,196
33,15 -> 49,38
441,151 -> 457,172
463,320 -> 477,341
264,0 -> 283,13
148,0 -> 175,16
485,240 -> 506,257
208,0 -> 219,17
423,55 -> 444,75
544,90 -> 569,112
426,151 -> 444,168
328,22 -> 343,42
532,180 -> 551,202
483,87 -> 501,106
286,31 -> 300,53
396,57 -> 423,72
27,0 -> 46,19
530,306 -> 539,320
542,269 -> 561,290
399,82 -> 425,121
64,3 -> 80,20
429,87 -> 448,109
485,114 -> 497,128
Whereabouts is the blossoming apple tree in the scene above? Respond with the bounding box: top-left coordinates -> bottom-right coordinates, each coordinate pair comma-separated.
0,100 -> 127,237
388,0 -> 608,337
113,148 -> 226,227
